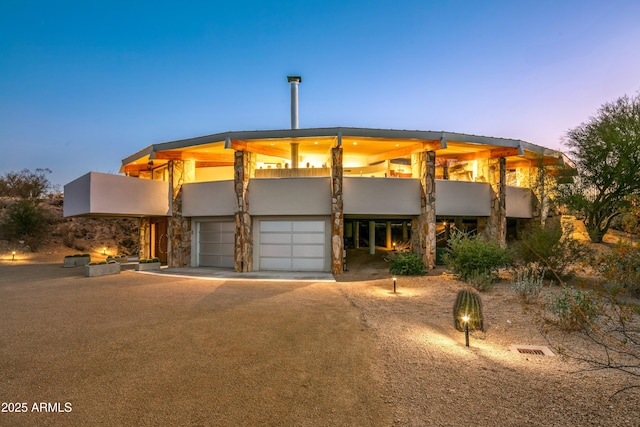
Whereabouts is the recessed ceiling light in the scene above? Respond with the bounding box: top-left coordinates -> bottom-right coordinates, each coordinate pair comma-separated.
353,141 -> 358,145
314,141 -> 318,145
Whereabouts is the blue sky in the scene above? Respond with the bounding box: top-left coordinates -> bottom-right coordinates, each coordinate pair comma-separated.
1,0 -> 639,188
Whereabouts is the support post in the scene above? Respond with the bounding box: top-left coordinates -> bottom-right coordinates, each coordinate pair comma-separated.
369,221 -> 376,255
330,145 -> 344,274
167,159 -> 194,268
234,151 -> 255,272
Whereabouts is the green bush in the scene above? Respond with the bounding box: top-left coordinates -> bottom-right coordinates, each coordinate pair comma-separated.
510,266 -> 546,303
443,229 -> 510,290
548,287 -> 599,331
597,241 -> 640,295
389,252 -> 426,276
139,257 -> 160,264
515,219 -> 591,282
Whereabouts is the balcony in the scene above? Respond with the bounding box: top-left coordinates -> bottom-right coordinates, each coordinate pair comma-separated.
63,172 -> 170,217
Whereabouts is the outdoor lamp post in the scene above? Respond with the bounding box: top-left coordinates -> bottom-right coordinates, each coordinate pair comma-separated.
103,247 -> 107,255
393,277 -> 397,293
462,315 -> 470,347
12,250 -> 16,261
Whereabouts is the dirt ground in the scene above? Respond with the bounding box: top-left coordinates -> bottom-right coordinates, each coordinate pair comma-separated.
1,247 -> 639,426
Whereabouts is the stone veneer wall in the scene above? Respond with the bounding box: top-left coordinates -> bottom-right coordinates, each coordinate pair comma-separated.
412,151 -> 437,269
139,217 -> 151,260
234,151 -> 255,272
168,159 -> 195,268
487,157 -> 507,246
330,146 -> 344,274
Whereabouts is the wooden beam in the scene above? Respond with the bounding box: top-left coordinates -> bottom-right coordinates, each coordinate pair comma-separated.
196,161 -> 235,168
152,151 -> 183,161
228,140 -> 290,159
489,147 -> 519,158
122,164 -> 149,176
366,141 -> 441,165
151,150 -> 234,162
508,160 -> 533,168
443,150 -> 491,162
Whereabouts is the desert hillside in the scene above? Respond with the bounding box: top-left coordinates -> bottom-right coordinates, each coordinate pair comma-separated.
0,194 -> 139,261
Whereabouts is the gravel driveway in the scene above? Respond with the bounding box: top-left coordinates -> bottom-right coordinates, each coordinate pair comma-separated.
2,257 -> 639,426
0,263 -> 390,426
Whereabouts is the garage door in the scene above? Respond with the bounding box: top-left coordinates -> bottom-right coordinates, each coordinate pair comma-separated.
198,221 -> 234,268
259,220 -> 326,271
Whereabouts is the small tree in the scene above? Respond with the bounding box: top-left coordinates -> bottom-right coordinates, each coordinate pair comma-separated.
0,168 -> 52,199
560,93 -> 640,243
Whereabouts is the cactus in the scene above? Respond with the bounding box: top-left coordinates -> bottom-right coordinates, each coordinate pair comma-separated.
453,287 -> 484,332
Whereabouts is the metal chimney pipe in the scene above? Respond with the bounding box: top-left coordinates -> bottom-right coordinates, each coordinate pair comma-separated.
287,75 -> 302,129
287,75 -> 302,168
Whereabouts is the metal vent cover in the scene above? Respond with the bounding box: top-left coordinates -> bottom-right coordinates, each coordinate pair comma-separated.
509,345 -> 555,357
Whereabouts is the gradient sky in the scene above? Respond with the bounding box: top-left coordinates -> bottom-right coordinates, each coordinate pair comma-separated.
1,0 -> 639,188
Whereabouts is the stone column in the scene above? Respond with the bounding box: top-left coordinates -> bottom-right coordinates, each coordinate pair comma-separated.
413,151 -> 436,268
369,221 -> 376,255
234,151 -> 255,272
487,157 -> 507,246
139,217 -> 151,260
354,221 -> 360,249
386,221 -> 392,249
330,146 -> 344,274
168,159 -> 195,268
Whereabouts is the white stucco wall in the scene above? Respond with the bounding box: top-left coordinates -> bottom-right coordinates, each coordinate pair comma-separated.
506,186 -> 532,218
435,180 -> 491,217
249,178 -> 332,215
182,180 -> 236,217
344,177 -> 421,215
63,172 -> 170,217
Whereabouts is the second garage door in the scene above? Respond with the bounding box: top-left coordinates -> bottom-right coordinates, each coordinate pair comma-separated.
197,221 -> 235,268
258,220 -> 327,271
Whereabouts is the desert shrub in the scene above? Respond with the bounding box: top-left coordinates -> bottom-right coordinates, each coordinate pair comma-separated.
548,287 -> 599,331
515,219 -> 591,282
389,252 -> 426,276
597,241 -> 640,295
453,287 -> 484,331
443,229 -> 510,290
0,198 -> 52,251
511,266 -> 546,303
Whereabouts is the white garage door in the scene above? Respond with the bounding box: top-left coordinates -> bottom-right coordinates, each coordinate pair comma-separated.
259,220 -> 326,271
198,221 -> 234,268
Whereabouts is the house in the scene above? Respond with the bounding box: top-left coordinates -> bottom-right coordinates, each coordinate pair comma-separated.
64,77 -> 568,274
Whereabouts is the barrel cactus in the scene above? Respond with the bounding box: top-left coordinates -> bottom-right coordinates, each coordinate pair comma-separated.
453,287 -> 484,332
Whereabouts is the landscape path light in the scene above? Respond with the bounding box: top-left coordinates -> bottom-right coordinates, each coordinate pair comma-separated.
12,250 -> 16,261
462,314 -> 470,347
393,277 -> 397,293
103,247 -> 107,255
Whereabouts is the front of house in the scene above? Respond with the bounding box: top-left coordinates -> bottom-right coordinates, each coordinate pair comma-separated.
64,126 -> 567,274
